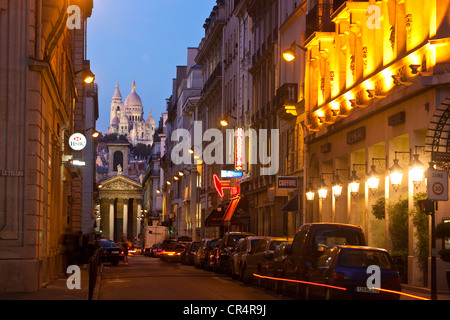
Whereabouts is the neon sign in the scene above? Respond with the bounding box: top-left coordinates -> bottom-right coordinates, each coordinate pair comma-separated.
235,127 -> 244,171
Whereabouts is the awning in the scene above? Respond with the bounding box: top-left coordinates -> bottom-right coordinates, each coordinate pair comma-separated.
205,208 -> 225,227
224,198 -> 240,222
281,194 -> 299,212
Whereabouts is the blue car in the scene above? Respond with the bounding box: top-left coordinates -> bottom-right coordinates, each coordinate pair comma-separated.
305,245 -> 401,300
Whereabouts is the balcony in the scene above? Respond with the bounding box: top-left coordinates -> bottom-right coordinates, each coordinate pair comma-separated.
275,83 -> 299,120
305,3 -> 335,42
201,62 -> 222,96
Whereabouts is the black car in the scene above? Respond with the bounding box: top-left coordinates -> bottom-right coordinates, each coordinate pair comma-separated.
162,243 -> 186,263
305,245 -> 401,300
215,232 -> 254,274
96,239 -> 124,266
282,223 -> 366,297
262,242 -> 292,291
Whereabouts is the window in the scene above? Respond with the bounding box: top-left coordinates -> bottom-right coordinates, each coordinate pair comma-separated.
338,249 -> 395,270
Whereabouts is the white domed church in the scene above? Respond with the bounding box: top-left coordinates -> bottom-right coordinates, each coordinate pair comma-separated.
108,80 -> 156,147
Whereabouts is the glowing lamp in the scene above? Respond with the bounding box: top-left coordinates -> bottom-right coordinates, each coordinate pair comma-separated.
409,154 -> 424,189
389,159 -> 403,192
282,49 -> 296,62
348,171 -> 360,197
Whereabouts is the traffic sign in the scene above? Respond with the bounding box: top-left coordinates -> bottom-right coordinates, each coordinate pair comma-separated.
427,169 -> 448,201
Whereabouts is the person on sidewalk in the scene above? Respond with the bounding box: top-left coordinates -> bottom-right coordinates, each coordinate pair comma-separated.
120,233 -> 130,265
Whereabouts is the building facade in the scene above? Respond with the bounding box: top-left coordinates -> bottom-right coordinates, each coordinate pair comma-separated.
0,0 -> 96,292
301,0 -> 450,290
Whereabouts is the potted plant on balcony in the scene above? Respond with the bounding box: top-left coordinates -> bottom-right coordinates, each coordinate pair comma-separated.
436,221 -> 450,290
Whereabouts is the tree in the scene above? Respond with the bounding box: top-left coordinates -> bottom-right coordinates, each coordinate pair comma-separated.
411,192 -> 430,284
100,133 -> 128,143
131,143 -> 152,159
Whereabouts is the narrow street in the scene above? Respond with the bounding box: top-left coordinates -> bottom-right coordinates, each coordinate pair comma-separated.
98,255 -> 287,300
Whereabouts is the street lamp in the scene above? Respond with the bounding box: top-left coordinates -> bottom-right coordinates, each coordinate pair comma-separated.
367,164 -> 380,195
282,43 -> 307,62
220,112 -> 237,127
74,64 -> 95,84
317,179 -> 328,201
306,182 -> 315,201
331,175 -> 343,199
348,170 -> 361,198
389,158 -> 403,192
409,153 -> 425,189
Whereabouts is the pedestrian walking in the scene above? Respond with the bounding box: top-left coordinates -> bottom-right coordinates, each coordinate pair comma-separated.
120,233 -> 129,264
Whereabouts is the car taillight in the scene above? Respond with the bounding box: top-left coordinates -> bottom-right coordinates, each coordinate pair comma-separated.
332,272 -> 348,280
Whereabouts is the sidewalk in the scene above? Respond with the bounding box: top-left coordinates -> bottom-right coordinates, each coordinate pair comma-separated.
0,265 -> 101,301
401,284 -> 450,300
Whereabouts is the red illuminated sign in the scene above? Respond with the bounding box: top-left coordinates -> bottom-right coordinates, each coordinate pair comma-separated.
235,127 -> 244,171
213,174 -> 230,198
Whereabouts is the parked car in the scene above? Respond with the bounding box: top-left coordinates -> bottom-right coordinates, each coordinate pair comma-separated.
202,238 -> 219,270
194,238 -> 212,268
262,242 -> 292,291
162,243 -> 186,263
242,237 -> 288,283
282,223 -> 366,297
305,245 -> 401,300
182,241 -> 200,265
180,242 -> 191,265
230,236 -> 265,281
229,238 -> 247,279
215,232 -> 254,274
96,239 -> 124,266
207,239 -> 221,271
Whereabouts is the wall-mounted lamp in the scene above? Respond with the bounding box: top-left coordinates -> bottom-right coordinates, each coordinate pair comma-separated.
317,178 -> 328,201
220,112 -> 237,127
348,170 -> 361,198
306,180 -> 316,201
389,154 -> 405,192
282,43 -> 307,62
331,175 -> 344,200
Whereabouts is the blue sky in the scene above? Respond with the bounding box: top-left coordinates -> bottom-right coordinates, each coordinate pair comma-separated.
88,0 -> 216,134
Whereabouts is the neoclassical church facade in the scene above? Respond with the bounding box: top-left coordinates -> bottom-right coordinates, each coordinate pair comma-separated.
108,80 -> 156,147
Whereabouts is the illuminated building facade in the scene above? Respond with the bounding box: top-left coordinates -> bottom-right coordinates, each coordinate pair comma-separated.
302,0 -> 450,290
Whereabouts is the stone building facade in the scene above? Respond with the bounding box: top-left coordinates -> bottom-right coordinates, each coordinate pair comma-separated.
0,0 -> 95,292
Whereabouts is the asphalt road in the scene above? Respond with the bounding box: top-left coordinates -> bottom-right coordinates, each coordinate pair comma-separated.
98,254 -> 448,302
98,254 -> 288,300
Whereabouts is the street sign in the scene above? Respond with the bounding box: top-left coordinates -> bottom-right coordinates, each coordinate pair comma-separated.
427,169 -> 448,201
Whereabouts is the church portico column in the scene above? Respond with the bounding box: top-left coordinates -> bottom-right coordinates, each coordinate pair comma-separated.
137,201 -> 142,238
109,198 -> 115,241
123,198 -> 129,239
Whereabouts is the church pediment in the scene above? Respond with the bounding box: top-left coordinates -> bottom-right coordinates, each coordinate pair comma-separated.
100,175 -> 142,191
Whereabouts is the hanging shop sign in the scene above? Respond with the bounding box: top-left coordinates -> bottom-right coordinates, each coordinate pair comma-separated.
69,133 -> 87,151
